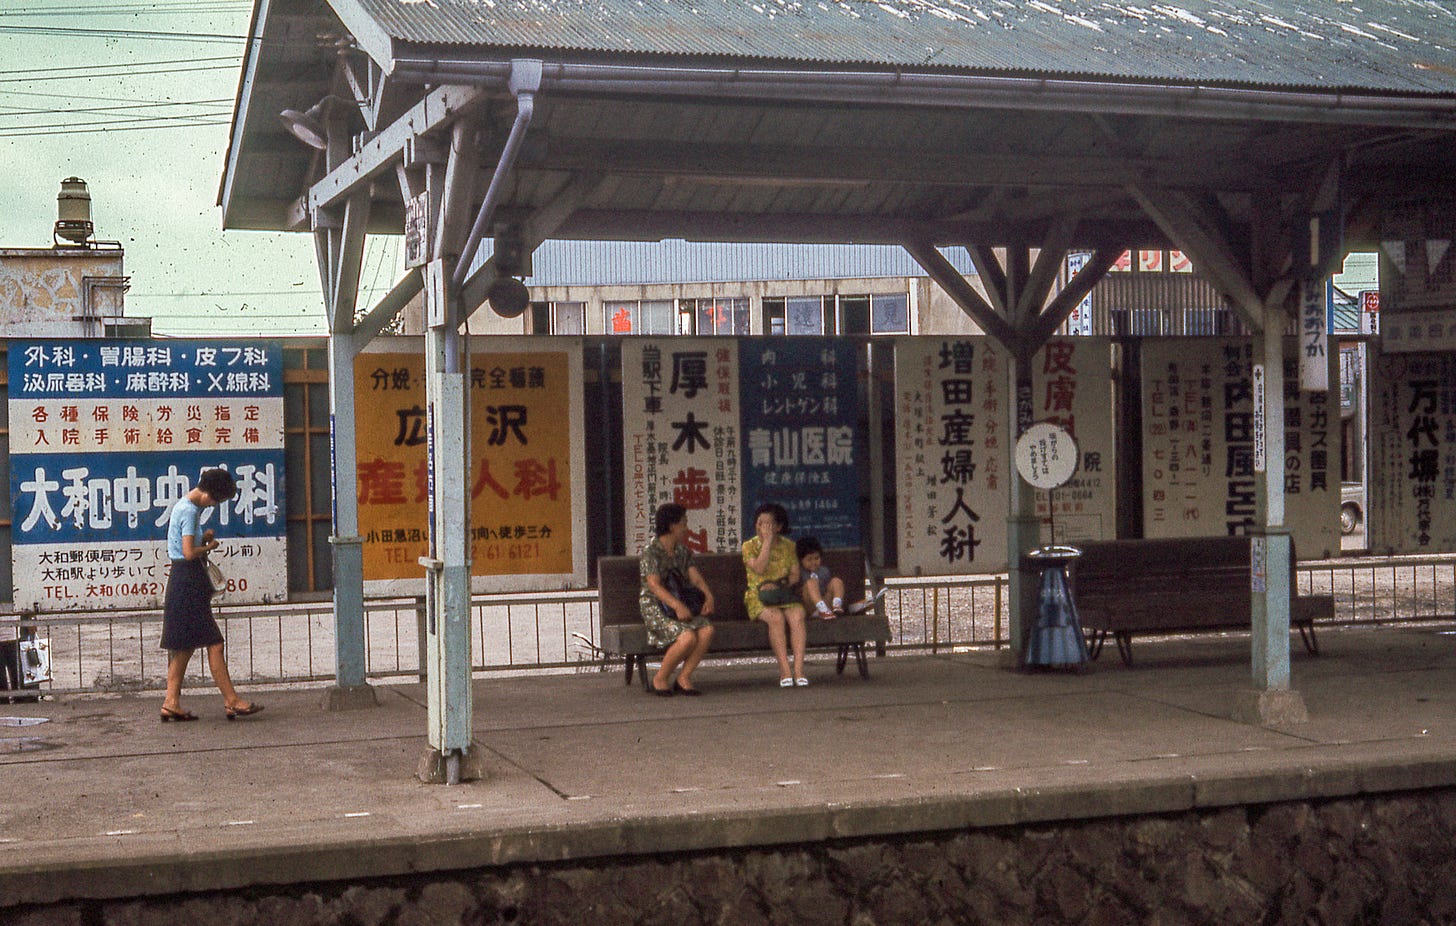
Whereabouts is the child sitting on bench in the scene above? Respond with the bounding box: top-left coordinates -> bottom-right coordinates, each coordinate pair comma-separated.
796,536 -> 885,619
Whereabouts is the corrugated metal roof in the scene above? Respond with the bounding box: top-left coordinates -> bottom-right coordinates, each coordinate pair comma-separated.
519,240 -> 975,286
353,0 -> 1456,95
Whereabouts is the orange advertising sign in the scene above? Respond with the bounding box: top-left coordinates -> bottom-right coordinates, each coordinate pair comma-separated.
354,345 -> 579,587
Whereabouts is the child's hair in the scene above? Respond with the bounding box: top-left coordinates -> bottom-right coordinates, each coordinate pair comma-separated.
795,536 -> 823,560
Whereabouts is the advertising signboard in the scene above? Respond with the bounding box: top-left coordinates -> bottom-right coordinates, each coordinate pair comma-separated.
9,340 -> 286,610
353,338 -> 586,593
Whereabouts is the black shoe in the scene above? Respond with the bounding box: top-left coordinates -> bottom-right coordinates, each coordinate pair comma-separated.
648,682 -> 674,697
672,681 -> 702,697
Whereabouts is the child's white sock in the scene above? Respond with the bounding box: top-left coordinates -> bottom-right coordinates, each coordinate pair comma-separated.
816,600 -> 832,616
832,597 -> 843,610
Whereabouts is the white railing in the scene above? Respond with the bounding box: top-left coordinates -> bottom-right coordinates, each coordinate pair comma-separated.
4,554 -> 1452,695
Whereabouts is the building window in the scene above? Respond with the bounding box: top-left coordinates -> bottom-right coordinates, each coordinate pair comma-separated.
605,299 -> 675,335
527,301 -> 585,335
871,293 -> 909,334
685,297 -> 749,335
786,296 -> 826,335
764,293 -> 907,335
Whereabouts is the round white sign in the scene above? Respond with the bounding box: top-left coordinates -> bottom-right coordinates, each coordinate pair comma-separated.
1014,421 -> 1079,490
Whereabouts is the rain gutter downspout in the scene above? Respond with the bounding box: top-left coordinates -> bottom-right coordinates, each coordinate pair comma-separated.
393,58 -> 1456,130
448,58 -> 540,366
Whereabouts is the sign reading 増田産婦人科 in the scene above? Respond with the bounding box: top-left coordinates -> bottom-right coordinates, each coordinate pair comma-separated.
8,340 -> 286,611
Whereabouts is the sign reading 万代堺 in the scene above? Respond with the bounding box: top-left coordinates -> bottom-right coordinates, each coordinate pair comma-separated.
740,339 -> 861,549
1369,351 -> 1456,554
9,340 -> 286,611
353,338 -> 586,593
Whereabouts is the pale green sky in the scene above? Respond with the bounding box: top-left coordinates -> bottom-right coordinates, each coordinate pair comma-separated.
0,2 -> 399,337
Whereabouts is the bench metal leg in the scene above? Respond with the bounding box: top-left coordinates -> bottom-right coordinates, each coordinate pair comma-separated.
1114,632 -> 1134,667
625,655 -> 650,688
835,646 -> 849,675
1297,622 -> 1320,656
854,643 -> 869,678
1085,629 -> 1106,661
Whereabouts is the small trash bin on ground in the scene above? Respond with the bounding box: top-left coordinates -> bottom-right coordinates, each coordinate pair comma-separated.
1022,545 -> 1089,669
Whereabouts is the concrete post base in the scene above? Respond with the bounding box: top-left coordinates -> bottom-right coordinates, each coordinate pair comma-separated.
418,747 -> 486,784
320,684 -> 379,712
1233,688 -> 1308,726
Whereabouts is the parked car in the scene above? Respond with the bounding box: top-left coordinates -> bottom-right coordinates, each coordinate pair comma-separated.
1341,482 -> 1365,535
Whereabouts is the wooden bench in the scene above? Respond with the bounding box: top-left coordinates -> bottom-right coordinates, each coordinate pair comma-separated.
1071,536 -> 1333,666
598,547 -> 891,689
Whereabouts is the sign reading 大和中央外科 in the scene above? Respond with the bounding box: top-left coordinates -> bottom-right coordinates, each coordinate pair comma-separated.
8,340 -> 286,611
1140,338 -> 1338,557
739,338 -> 861,549
353,338 -> 586,593
621,339 -> 741,555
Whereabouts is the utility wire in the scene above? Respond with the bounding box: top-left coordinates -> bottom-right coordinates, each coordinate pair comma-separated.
0,54 -> 240,76
0,63 -> 236,83
0,118 -> 230,137
0,98 -> 230,118
0,4 -> 250,16
0,25 -> 250,43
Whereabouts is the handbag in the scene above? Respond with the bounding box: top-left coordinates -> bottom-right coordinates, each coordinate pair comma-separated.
757,581 -> 797,607
660,569 -> 706,620
205,559 -> 227,599
18,637 -> 50,685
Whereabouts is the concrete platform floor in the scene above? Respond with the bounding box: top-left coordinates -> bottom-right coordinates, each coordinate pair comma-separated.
1,623 -> 1453,909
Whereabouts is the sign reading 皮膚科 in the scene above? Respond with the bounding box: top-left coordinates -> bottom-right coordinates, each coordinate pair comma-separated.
1140,338 -> 1337,556
9,340 -> 286,610
1030,338 -> 1116,545
621,338 -> 742,555
353,338 -> 586,593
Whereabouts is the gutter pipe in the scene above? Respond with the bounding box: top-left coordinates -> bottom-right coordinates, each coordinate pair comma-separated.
394,58 -> 1456,131
451,58 -> 541,293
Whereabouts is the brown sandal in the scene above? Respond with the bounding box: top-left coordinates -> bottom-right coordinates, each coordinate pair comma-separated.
225,702 -> 264,720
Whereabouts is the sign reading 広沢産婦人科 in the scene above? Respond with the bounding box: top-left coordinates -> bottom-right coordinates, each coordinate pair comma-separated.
621,338 -> 741,555
895,337 -> 1010,575
740,338 -> 861,550
1140,338 -> 1338,557
8,340 -> 286,611
352,337 -> 586,594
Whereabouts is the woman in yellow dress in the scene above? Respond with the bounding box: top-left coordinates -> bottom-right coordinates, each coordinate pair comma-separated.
742,502 -> 809,687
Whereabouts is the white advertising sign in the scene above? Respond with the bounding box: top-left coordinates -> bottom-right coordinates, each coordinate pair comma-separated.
621,339 -> 742,555
1141,338 -> 1337,557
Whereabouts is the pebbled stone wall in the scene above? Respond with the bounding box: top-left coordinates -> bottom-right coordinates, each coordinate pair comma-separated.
12,788 -> 1456,926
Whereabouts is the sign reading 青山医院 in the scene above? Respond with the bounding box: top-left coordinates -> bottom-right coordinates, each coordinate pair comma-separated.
353,338 -> 586,593
9,340 -> 286,610
1140,338 -> 1337,556
740,339 -> 861,549
621,338 -> 741,555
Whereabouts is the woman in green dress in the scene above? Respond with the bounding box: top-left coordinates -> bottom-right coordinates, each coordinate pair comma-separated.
742,502 -> 809,688
638,503 -> 715,696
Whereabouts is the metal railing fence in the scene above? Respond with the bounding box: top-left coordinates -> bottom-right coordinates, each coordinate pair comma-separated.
6,554 -> 1454,696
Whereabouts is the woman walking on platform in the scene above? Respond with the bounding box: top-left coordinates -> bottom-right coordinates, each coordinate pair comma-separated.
158,468 -> 262,722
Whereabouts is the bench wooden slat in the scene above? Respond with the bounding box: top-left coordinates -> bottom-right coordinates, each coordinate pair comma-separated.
1072,536 -> 1330,666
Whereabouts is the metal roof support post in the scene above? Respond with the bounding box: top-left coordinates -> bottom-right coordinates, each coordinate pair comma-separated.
1235,295 -> 1308,725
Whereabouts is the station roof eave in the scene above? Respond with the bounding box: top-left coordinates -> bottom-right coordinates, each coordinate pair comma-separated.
220,0 -> 1456,254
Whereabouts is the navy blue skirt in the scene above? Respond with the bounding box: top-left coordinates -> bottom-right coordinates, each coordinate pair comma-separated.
160,558 -> 224,651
